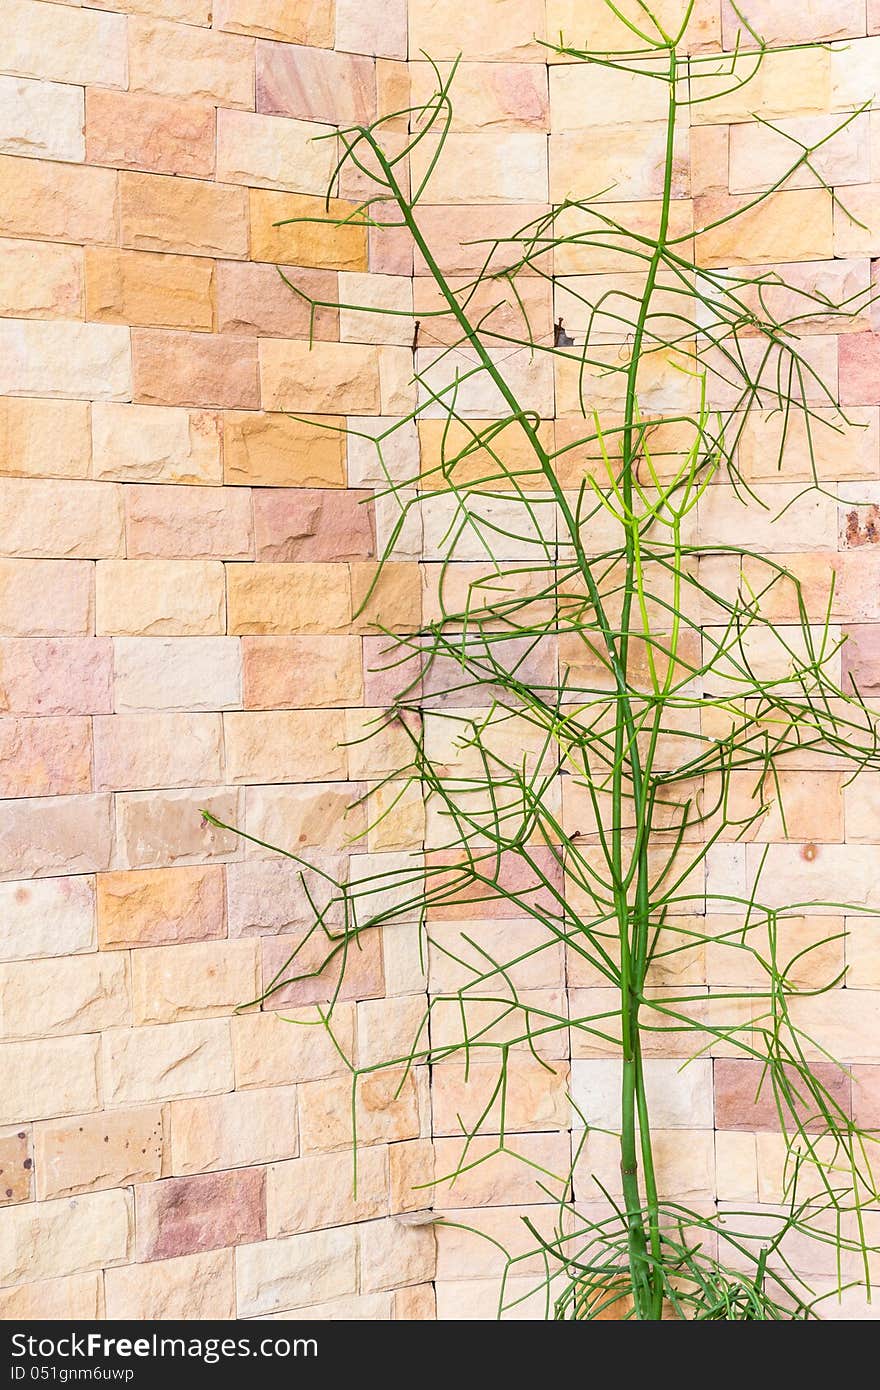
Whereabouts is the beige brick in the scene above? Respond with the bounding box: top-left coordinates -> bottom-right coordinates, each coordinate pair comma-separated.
0,397 -> 90,479
125,484 -> 253,561
224,709 -> 348,784
266,1147 -> 387,1237
693,46 -> 830,124
695,189 -> 833,268
114,636 -> 241,712
0,953 -> 128,1041
85,248 -> 214,331
360,1216 -> 435,1292
0,478 -> 122,559
728,114 -> 870,195
298,1067 -> 425,1153
96,559 -> 225,635
259,1291 -> 394,1319
3,1 -> 127,87
130,939 -> 258,1024
97,864 -> 225,950
132,328 -> 259,410
129,18 -> 255,107
0,320 -> 131,400
0,1035 -> 99,1125
831,36 -> 880,111
103,1019 -> 234,1106
217,108 -> 334,194
94,711 -> 223,792
89,0 -> 211,19
215,0 -> 333,43
0,876 -> 95,963
834,184 -> 880,258
409,60 -> 546,133
0,1126 -> 31,1205
0,1190 -> 131,1286
242,635 -> 361,708
261,340 -> 403,414
232,1005 -> 355,1089
409,0 -> 546,60
235,1226 -> 358,1317
170,1086 -> 298,1175
0,795 -> 112,880
35,1107 -> 164,1200
0,1271 -> 102,1319
114,786 -> 242,871
92,402 -> 221,486
120,171 -> 248,259
0,75 -> 83,163
227,562 -> 351,635
0,155 -> 117,245
245,781 -> 363,853
249,189 -> 367,270
105,1248 -> 234,1319
223,412 -> 345,488
0,237 -> 82,319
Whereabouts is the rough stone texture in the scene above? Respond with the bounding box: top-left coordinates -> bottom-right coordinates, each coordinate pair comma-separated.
235,1226 -> 358,1317
85,89 -> 215,178
85,249 -> 215,332
169,1086 -> 298,1175
35,1108 -> 164,1200
223,411 -> 346,486
0,1128 -> 32,1205
0,952 -> 128,1040
102,1020 -> 234,1107
104,1249 -> 234,1319
97,865 -> 226,949
92,403 -> 222,486
0,1190 -> 131,1285
135,1167 -> 265,1260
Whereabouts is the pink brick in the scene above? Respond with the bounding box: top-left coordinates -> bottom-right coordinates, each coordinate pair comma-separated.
85,89 -> 215,179
0,639 -> 112,714
136,1168 -> 266,1261
253,488 -> 375,561
0,717 -> 91,797
871,0 -> 880,34
714,1059 -> 852,1132
226,855 -> 345,937
93,712 -> 222,792
842,625 -> 880,696
0,795 -> 112,880
0,561 -> 93,638
256,42 -> 376,126
241,635 -> 362,708
840,334 -> 880,405
425,846 -> 563,920
132,330 -> 260,409
261,927 -> 384,1008
216,261 -> 338,340
852,1065 -> 880,1126
125,484 -> 253,560
362,635 -> 423,705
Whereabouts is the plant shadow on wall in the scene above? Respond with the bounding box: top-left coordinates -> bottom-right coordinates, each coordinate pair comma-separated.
205,0 -> 880,1320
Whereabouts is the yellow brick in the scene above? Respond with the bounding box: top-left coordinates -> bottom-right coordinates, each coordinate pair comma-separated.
223,411 -> 345,487
96,559 -> 225,636
224,709 -> 348,783
249,189 -> 367,270
130,940 -> 259,1024
85,248 -> 214,330
0,397 -> 90,479
227,562 -> 351,635
121,172 -> 248,260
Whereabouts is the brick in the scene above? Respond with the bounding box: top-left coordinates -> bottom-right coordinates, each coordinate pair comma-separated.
85,248 -> 213,332
552,124 -> 688,205
338,273 -> 413,348
842,625 -> 880,695
131,939 -> 258,1024
227,562 -> 351,634
433,1058 -> 569,1136
103,1019 -> 233,1106
244,782 -> 363,852
216,108 -> 334,195
411,132 -> 548,205
0,1189 -> 130,1286
266,1147 -> 385,1237
0,876 -> 95,963
409,0 -> 545,60
0,639 -> 111,716
86,89 -> 215,180
350,562 -> 421,633
242,635 -> 362,708
215,0 -> 333,44
90,0 -> 211,19
0,320 -> 131,400
223,411 -> 345,487
0,951 -> 125,1043
412,61 -> 546,133
0,237 -> 82,319
249,189 -> 367,270
0,1272 -> 102,1320
226,856 -> 345,937
96,559 -> 225,635
0,397 -> 90,479
715,1058 -> 851,1132
694,46 -> 831,124
0,1128 -> 31,1205
105,1248 -> 234,1320
97,865 -> 225,950
129,18 -> 255,107
114,786 -> 242,870
261,925 -> 383,1010
841,334 -> 880,405
253,488 -> 374,563
132,329 -> 259,410
0,478 -> 122,559
852,1065 -> 880,1127
136,1167 -> 265,1261
170,1086 -> 297,1176
695,189 -> 834,268
92,402 -> 221,486
235,1226 -> 357,1317
835,184 -> 880,258
35,1107 -> 164,1200
360,1217 -> 435,1293
0,76 -> 83,164
0,795 -> 111,881
2,1 -> 127,86
93,712 -> 223,792
0,156 -> 116,245
224,709 -> 348,783
298,1067 -> 423,1152
728,114 -> 869,195
217,261 -> 337,339
0,1035 -> 99,1125
258,42 -> 375,126
831,36 -> 880,111
125,484 -> 253,560
261,1290 -> 394,1319
114,636 -> 241,712
260,340 -> 409,414
120,171 -> 248,259
721,0 -> 865,44
232,1005 -> 355,1089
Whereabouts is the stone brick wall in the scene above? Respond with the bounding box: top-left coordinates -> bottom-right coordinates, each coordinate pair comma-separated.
0,0 -> 878,1321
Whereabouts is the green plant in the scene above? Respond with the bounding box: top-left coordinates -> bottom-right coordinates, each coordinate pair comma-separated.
207,0 -> 880,1319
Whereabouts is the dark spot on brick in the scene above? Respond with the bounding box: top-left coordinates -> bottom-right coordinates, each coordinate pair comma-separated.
802,842 -> 818,862
22,1159 -> 32,1170
16,1132 -> 24,1140
14,888 -> 28,905
4,1190 -> 11,1199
